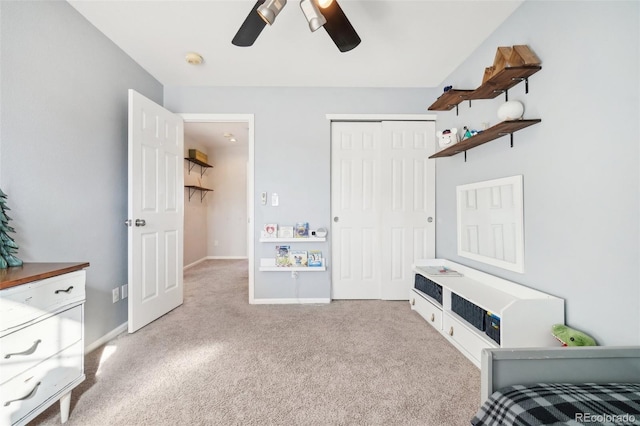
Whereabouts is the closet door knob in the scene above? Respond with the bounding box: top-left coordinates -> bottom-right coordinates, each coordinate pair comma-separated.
135,219 -> 146,227
449,326 -> 454,336
430,313 -> 435,322
333,217 -> 339,222
411,299 -> 415,306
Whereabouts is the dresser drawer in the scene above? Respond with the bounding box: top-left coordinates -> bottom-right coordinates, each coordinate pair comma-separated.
0,271 -> 85,333
0,340 -> 84,425
410,290 -> 442,331
0,306 -> 82,385
443,313 -> 497,364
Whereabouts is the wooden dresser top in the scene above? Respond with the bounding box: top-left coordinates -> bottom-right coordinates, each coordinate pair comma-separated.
0,262 -> 90,290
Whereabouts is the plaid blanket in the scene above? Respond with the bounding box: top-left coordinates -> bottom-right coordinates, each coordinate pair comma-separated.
471,383 -> 640,426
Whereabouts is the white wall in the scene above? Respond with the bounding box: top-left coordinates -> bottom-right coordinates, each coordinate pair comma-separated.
433,1 -> 639,345
207,144 -> 248,259
0,1 -> 163,346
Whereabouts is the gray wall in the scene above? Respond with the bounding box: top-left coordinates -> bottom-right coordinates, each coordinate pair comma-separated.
164,88 -> 437,300
0,1 -> 163,347
433,1 -> 639,345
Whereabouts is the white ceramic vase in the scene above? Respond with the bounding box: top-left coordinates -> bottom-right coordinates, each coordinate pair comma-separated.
497,101 -> 524,121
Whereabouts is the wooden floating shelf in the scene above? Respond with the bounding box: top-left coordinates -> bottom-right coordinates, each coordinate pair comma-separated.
468,66 -> 541,100
428,89 -> 475,111
427,66 -> 541,111
429,119 -> 541,159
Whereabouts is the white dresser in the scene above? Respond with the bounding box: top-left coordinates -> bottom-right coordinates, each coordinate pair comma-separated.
0,263 -> 89,426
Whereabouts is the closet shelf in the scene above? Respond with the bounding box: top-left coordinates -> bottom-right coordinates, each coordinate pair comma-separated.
185,185 -> 213,202
184,157 -> 213,177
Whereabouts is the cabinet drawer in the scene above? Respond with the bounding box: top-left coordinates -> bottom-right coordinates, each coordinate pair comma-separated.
0,306 -> 82,385
0,340 -> 83,426
443,313 -> 497,364
0,271 -> 85,333
410,290 -> 442,330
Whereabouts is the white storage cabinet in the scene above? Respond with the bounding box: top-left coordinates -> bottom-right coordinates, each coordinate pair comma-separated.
411,259 -> 564,367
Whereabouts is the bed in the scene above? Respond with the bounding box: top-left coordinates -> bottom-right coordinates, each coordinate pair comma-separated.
472,346 -> 640,426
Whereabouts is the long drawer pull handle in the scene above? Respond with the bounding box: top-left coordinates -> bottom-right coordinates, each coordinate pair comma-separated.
4,382 -> 41,406
4,339 -> 42,359
55,286 -> 74,294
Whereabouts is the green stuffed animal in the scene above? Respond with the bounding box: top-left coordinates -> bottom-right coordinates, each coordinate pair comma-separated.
552,324 -> 597,346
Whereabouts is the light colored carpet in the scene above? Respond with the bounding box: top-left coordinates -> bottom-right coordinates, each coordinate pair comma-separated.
33,259 -> 480,426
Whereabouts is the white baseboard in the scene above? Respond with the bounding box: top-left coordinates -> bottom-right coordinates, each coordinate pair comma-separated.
184,257 -> 208,270
85,322 -> 128,354
207,256 -> 248,260
184,256 -> 248,270
251,298 -> 331,305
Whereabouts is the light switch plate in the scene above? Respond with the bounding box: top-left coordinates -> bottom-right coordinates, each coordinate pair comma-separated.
261,192 -> 267,205
272,193 -> 279,206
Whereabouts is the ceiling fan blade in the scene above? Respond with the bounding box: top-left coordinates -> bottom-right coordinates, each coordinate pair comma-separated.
321,0 -> 361,52
232,0 -> 267,47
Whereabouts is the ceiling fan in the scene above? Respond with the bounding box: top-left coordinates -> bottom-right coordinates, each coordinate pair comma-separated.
232,0 -> 361,53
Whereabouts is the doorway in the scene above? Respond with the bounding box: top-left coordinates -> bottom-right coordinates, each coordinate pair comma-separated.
180,114 -> 255,303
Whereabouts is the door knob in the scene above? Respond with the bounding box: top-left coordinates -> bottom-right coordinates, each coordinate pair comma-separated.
124,219 -> 132,227
427,217 -> 433,223
135,219 -> 146,227
333,217 -> 339,222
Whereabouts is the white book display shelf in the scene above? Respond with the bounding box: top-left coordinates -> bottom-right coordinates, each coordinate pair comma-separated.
259,237 -> 327,272
411,259 -> 564,367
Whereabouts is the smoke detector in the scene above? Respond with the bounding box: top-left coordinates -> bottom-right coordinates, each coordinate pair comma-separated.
185,52 -> 204,65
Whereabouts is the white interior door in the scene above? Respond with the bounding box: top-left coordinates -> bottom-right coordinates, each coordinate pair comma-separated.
128,89 -> 184,333
331,120 -> 435,300
331,122 -> 383,299
380,121 -> 436,299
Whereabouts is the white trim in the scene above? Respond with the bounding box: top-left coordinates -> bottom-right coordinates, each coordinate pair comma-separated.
184,257 -> 208,270
85,322 -> 127,354
259,266 -> 327,272
251,298 -> 331,305
326,114 -> 437,122
207,256 -> 248,260
259,237 -> 326,243
179,113 -> 255,304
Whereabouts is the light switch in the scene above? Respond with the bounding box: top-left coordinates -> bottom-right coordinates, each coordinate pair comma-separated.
271,193 -> 279,206
261,192 -> 267,205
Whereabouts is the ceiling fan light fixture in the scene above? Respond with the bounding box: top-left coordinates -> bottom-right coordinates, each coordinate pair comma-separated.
257,0 -> 287,25
315,0 -> 334,8
300,0 -> 327,32
320,0 -> 361,52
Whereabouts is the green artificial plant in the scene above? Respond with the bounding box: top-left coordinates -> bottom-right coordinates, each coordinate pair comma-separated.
0,188 -> 23,268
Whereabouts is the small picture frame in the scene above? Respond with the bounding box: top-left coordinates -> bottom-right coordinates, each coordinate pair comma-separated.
263,223 -> 278,238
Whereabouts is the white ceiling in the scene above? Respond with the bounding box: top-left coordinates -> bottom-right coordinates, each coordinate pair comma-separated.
68,0 -> 523,89
184,121 -> 249,151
